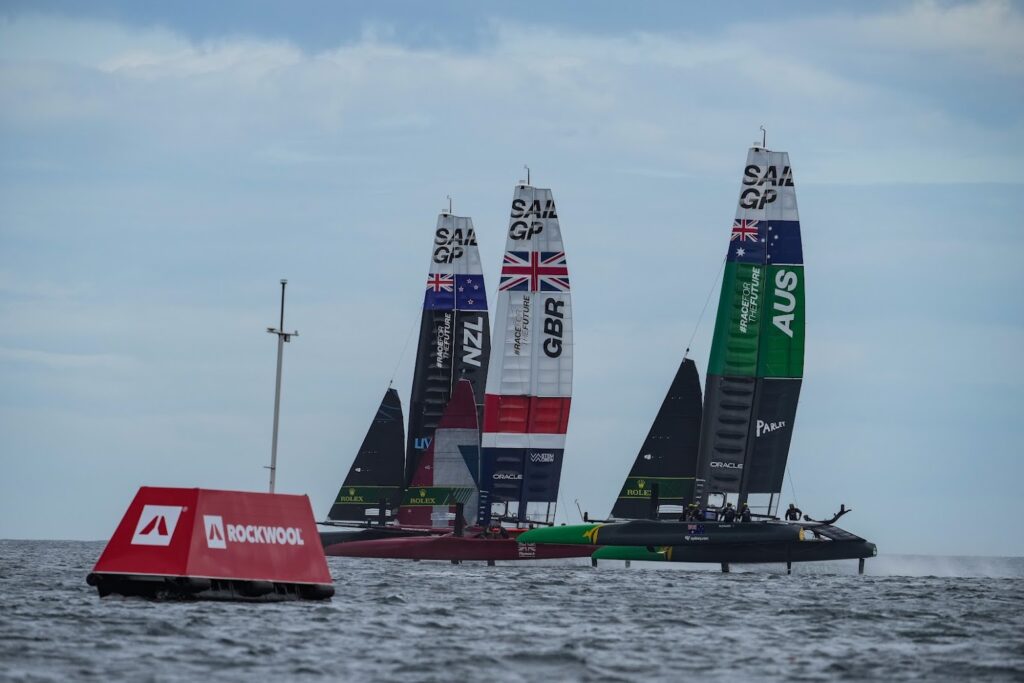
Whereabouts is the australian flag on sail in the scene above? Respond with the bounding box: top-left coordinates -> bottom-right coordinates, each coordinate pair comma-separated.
498,251 -> 570,292
455,274 -> 487,311
765,220 -> 804,265
726,219 -> 766,264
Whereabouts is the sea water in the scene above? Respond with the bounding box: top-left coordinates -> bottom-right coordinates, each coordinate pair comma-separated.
1,540 -> 1022,681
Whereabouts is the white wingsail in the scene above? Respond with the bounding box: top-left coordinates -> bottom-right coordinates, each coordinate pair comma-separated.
481,181 -> 573,524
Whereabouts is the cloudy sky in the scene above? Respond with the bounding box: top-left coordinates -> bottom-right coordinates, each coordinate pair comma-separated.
1,1 -> 1021,556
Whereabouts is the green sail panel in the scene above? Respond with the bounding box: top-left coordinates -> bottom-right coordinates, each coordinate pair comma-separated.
708,262 -> 767,377
757,265 -> 805,378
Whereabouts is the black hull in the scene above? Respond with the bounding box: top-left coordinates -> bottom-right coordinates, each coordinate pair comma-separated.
664,538 -> 877,564
594,519 -> 802,546
86,573 -> 334,602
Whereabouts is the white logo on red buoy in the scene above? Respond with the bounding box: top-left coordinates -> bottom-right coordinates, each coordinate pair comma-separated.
204,515 -> 226,549
131,505 -> 184,546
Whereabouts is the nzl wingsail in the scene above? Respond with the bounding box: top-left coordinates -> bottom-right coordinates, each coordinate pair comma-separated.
610,358 -> 702,520
405,212 -> 490,487
398,379 -> 480,528
326,387 -> 405,523
481,181 -> 573,525
694,145 -> 805,515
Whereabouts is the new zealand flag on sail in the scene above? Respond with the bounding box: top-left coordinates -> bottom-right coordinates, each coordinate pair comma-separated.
455,274 -> 487,311
424,274 -> 488,310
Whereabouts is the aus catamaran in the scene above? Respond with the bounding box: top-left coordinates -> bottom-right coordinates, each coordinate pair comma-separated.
518,143 -> 877,572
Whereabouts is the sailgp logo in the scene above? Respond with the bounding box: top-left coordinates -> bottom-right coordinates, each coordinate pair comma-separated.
131,505 -> 184,546
203,515 -> 226,549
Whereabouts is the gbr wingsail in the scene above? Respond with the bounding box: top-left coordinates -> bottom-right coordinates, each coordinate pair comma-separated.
695,146 -> 805,511
481,181 -> 573,524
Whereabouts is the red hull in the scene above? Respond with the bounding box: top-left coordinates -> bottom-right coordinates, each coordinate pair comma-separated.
326,533 -> 594,561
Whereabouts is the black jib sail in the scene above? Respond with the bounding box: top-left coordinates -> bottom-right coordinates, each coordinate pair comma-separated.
610,358 -> 702,520
327,387 -> 406,522
405,212 -> 491,486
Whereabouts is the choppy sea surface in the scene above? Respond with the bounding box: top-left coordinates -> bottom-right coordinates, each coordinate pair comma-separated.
1,541 -> 1022,682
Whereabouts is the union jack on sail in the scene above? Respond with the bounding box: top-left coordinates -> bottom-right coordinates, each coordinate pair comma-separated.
498,251 -> 570,292
426,273 -> 455,292
730,219 -> 760,242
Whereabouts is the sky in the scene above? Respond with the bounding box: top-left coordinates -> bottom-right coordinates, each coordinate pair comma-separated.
1,1 -> 1022,556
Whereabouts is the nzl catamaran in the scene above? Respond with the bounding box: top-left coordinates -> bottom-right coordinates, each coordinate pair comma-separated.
519,142 -> 878,572
319,208 -> 491,551
322,179 -> 591,562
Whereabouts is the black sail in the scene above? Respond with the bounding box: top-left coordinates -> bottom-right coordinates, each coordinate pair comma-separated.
611,358 -> 703,520
327,387 -> 405,522
405,213 -> 490,485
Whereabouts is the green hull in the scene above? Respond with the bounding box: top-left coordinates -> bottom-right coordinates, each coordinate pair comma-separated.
516,523 -> 600,545
592,546 -> 666,562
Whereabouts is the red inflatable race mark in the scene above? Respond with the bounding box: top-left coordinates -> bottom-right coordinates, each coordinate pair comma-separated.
90,487 -> 333,601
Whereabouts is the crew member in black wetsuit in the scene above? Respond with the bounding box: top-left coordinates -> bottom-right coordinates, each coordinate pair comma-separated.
739,503 -> 752,523
784,503 -> 803,521
721,502 -> 736,523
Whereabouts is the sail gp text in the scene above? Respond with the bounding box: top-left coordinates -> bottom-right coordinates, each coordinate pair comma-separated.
432,225 -> 477,264
740,164 -> 793,210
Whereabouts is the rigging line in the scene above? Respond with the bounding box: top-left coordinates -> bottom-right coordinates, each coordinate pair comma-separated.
388,302 -> 421,388
786,464 -> 799,507
684,255 -> 727,359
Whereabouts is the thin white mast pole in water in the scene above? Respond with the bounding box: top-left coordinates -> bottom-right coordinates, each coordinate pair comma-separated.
266,279 -> 298,493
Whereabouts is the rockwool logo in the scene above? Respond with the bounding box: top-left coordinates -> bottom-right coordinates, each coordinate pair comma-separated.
131,505 -> 184,546
203,515 -> 227,549
218,521 -> 306,546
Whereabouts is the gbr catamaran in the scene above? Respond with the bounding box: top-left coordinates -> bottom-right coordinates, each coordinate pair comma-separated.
327,175 -> 592,562
519,143 -> 877,572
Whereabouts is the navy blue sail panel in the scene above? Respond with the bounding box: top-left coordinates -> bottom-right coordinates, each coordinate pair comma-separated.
328,388 -> 405,522
481,448 -> 563,507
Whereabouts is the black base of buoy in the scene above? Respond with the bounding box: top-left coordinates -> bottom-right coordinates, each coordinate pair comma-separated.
450,560 -> 461,565
787,561 -> 792,575
625,560 -> 631,568
591,557 -> 598,568
87,573 -> 334,602
487,560 -> 496,567
721,562 -> 730,573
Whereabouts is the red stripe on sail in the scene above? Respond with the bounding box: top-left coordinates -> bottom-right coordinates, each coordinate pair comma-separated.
438,379 -> 479,430
483,395 -> 571,434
